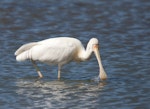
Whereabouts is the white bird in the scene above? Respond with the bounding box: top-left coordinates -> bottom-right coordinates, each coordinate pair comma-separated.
15,37 -> 107,80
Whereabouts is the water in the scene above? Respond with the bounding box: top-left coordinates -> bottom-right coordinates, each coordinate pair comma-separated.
0,0 -> 150,108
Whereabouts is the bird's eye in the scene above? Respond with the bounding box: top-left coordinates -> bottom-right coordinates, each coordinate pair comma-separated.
93,44 -> 99,49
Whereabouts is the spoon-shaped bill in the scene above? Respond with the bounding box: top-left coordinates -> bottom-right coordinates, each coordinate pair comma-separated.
93,44 -> 107,80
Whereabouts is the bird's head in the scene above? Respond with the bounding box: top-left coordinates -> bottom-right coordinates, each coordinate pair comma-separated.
88,38 -> 100,53
88,38 -> 99,52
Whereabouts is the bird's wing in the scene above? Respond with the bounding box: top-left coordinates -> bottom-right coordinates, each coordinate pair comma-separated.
15,37 -> 81,63
15,42 -> 37,56
28,41 -> 77,65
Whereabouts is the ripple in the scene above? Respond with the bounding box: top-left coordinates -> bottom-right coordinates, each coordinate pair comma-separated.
15,78 -> 106,108
0,0 -> 150,108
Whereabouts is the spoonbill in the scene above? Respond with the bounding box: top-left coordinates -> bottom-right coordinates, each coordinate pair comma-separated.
15,37 -> 107,80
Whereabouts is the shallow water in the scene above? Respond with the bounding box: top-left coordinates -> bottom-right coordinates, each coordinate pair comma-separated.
0,0 -> 150,108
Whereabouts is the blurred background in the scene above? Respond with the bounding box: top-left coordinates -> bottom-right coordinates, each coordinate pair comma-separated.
0,0 -> 149,108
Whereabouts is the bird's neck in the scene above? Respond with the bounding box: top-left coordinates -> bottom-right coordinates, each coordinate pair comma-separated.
79,43 -> 92,61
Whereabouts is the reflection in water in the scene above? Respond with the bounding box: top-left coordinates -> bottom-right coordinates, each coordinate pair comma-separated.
16,78 -> 105,108
98,81 -> 107,89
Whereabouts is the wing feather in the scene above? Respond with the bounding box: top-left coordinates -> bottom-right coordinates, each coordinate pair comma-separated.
15,42 -> 37,56
15,37 -> 81,65
30,42 -> 76,65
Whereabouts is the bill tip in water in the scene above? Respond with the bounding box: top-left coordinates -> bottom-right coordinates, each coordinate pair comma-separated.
99,72 -> 107,81
100,77 -> 107,81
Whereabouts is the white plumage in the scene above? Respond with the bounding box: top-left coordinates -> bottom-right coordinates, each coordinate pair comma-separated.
15,37 -> 107,80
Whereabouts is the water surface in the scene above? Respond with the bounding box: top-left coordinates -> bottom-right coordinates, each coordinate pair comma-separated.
0,0 -> 150,108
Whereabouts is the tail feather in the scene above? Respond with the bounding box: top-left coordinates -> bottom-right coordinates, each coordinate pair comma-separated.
15,42 -> 38,62
16,50 -> 30,62
15,42 -> 37,56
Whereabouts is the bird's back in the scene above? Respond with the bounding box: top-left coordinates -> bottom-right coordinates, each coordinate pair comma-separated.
15,37 -> 84,65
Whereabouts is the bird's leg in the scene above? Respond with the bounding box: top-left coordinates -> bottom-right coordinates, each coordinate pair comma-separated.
31,60 -> 43,78
58,65 -> 61,80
